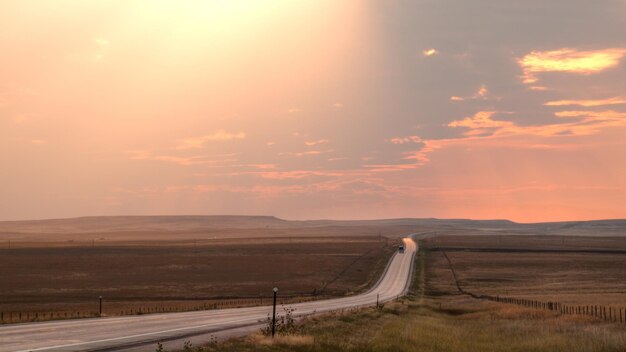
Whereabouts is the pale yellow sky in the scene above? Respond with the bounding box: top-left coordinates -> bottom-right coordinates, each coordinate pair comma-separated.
1,0 -> 626,222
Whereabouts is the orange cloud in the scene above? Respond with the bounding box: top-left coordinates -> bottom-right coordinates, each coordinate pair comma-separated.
449,85 -> 493,102
447,111 -> 514,136
389,135 -> 422,144
448,110 -> 626,138
518,48 -> 626,83
282,149 -> 334,157
364,163 -> 420,172
176,130 -> 246,150
247,164 -> 276,170
544,97 -> 626,107
240,170 -> 343,180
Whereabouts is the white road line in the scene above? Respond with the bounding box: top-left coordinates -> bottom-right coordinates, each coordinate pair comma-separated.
14,317 -> 255,352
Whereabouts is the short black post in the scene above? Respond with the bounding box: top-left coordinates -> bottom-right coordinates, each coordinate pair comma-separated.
99,296 -> 103,316
271,287 -> 278,338
376,293 -> 379,308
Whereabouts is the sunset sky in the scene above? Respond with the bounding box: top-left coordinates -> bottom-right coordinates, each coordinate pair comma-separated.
1,0 -> 626,222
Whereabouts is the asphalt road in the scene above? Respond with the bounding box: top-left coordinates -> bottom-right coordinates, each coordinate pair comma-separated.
0,237 -> 417,352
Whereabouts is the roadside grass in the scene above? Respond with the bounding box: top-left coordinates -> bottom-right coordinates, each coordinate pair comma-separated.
178,298 -> 625,352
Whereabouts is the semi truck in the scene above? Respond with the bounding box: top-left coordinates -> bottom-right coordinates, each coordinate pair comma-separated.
398,244 -> 405,253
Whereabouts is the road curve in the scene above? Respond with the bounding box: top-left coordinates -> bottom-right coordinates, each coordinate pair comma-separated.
0,237 -> 417,352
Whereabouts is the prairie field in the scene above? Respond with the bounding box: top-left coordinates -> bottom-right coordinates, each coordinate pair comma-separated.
0,235 -> 396,320
421,235 -> 626,306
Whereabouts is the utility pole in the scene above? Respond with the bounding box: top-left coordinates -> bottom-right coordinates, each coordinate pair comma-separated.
271,287 -> 278,337
99,296 -> 103,316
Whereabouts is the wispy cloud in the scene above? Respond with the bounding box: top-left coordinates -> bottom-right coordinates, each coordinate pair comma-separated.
388,135 -> 422,144
282,149 -> 334,157
450,85 -> 494,102
544,97 -> 626,107
448,110 -> 626,138
448,111 -> 513,136
94,38 -> 110,46
176,130 -> 246,150
423,48 -> 438,57
248,170 -> 342,180
365,163 -> 421,172
126,150 -> 238,166
247,164 -> 276,170
518,48 -> 626,83
304,139 -> 329,146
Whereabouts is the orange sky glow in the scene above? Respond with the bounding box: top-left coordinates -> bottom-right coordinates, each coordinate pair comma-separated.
1,0 -> 626,222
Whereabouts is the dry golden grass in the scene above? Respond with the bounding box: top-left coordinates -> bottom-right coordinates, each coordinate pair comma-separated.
248,333 -> 314,347
422,235 -> 626,306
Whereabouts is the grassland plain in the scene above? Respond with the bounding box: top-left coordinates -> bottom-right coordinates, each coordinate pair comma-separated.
171,237 -> 626,352
0,236 -> 397,320
421,235 -> 626,306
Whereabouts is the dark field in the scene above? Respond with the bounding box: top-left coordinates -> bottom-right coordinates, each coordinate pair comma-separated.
0,236 -> 396,320
421,235 -> 626,306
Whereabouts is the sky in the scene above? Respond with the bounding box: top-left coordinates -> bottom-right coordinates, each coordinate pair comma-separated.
1,0 -> 626,222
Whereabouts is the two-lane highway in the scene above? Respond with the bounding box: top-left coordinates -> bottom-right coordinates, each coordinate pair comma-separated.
0,237 -> 417,352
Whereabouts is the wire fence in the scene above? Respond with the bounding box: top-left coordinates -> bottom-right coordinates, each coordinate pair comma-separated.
437,248 -> 626,325
0,295 -> 319,325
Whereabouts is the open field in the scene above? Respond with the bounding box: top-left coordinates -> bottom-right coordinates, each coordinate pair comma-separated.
421,235 -> 626,306
1,215 -> 625,331
0,235 -> 396,322
173,245 -> 626,352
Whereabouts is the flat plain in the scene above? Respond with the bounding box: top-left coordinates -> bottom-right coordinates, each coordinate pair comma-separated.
421,234 -> 626,306
0,216 -> 420,322
1,216 -> 625,329
0,236 -> 397,320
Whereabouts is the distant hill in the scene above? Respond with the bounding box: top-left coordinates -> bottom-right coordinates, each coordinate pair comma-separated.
0,215 -> 623,236
0,215 -> 291,234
